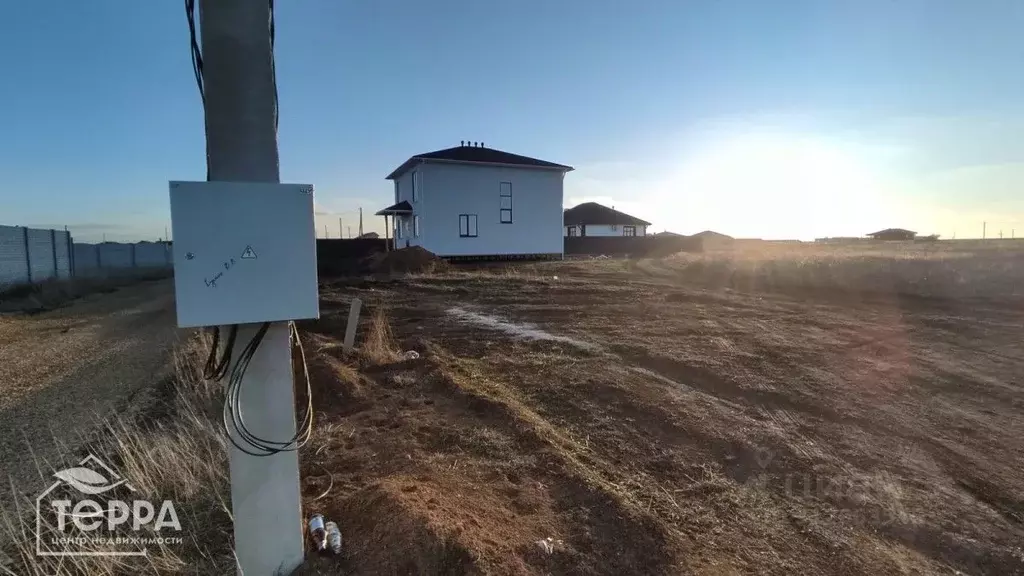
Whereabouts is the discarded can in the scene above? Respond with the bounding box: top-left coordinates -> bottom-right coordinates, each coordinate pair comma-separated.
308,514 -> 326,552
325,521 -> 342,554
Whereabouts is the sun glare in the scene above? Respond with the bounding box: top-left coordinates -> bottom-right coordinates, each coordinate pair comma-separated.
676,135 -> 884,239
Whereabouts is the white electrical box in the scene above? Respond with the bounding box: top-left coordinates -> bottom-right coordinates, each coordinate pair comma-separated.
169,181 -> 319,328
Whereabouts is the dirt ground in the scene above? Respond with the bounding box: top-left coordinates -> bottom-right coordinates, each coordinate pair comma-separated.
299,262 -> 1024,575
0,279 -> 179,513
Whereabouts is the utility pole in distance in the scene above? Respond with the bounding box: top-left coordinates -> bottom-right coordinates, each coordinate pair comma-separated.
198,1 -> 304,574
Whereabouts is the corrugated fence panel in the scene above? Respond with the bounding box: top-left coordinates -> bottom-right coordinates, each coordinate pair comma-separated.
0,225 -> 29,286
134,242 -> 170,267
73,244 -> 100,275
1,229 -> 172,285
69,241 -> 172,276
54,231 -> 72,279
27,228 -> 57,281
97,243 -> 133,269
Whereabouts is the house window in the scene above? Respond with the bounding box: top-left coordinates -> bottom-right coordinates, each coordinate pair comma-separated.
411,171 -> 419,202
567,226 -> 578,237
499,182 -> 512,223
413,215 -> 420,237
459,214 -> 478,237
623,225 -> 636,237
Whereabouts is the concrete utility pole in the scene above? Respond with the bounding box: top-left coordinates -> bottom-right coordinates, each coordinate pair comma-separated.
983,221 -> 987,239
358,207 -> 363,237
338,217 -> 343,239
199,1 -> 304,574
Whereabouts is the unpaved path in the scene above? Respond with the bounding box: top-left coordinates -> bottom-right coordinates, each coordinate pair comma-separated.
0,280 -> 179,506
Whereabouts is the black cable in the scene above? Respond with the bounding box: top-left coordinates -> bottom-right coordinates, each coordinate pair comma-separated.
270,0 -> 279,133
203,325 -> 237,381
221,322 -> 315,457
187,0 -> 277,175
222,323 -> 274,456
230,322 -> 313,452
185,0 -> 204,107
185,0 -> 211,181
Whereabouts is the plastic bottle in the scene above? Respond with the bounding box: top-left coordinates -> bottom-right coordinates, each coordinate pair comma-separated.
308,514 -> 326,552
325,521 -> 342,555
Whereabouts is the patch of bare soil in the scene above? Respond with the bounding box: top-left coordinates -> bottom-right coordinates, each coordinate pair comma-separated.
297,264 -> 1024,575
0,279 -> 179,514
362,246 -> 448,275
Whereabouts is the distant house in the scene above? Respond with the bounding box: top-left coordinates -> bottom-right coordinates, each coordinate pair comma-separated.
357,232 -> 379,239
563,202 -> 651,237
867,228 -> 916,241
653,231 -> 683,237
377,142 -> 573,257
692,230 -> 734,249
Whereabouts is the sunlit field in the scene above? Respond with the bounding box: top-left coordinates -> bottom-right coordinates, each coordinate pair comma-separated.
586,240 -> 1024,301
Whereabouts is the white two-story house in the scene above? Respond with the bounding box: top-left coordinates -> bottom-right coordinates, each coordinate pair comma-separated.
377,142 -> 573,258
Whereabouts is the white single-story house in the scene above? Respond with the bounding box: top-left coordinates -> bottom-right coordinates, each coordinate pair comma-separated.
563,202 -> 651,237
377,142 -> 573,257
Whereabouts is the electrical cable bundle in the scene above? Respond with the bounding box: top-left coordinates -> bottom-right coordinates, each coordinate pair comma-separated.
221,322 -> 315,457
203,325 -> 237,380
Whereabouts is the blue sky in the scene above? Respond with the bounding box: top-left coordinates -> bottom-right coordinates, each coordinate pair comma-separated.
2,0 -> 1023,241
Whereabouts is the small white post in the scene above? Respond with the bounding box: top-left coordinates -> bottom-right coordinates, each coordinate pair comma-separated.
343,297 -> 362,351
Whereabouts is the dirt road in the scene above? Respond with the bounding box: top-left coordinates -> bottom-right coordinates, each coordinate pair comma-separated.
0,280 -> 178,506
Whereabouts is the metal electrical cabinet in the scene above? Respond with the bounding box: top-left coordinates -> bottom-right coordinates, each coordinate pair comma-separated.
169,181 -> 320,328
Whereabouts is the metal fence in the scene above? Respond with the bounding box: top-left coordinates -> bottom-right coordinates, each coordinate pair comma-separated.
72,241 -> 172,277
0,225 -> 73,286
0,224 -> 172,288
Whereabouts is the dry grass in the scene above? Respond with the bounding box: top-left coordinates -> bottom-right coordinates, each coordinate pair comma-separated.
0,270 -> 172,314
1,332 -> 236,575
361,304 -> 400,364
547,240 -> 1024,300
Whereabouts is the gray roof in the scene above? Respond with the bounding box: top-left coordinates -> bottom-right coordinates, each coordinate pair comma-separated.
387,144 -> 573,180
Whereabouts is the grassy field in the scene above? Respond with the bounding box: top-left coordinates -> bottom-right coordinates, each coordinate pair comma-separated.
4,242 -> 1024,574
616,239 -> 1024,300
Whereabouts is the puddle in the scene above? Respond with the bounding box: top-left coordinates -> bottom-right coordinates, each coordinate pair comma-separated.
446,307 -> 600,352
